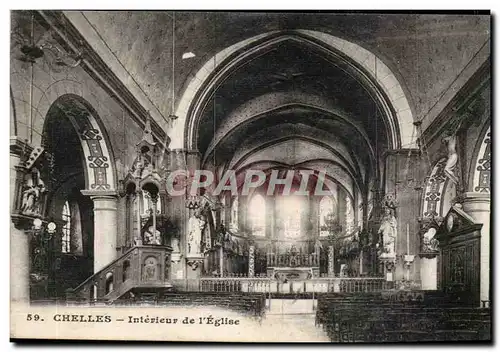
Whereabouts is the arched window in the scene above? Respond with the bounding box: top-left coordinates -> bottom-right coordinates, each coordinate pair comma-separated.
62,201 -> 71,253
346,196 -> 355,233
230,196 -> 239,231
248,194 -> 265,237
277,196 -> 304,239
319,196 -> 336,237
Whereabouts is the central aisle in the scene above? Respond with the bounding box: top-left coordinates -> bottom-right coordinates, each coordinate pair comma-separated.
259,299 -> 330,342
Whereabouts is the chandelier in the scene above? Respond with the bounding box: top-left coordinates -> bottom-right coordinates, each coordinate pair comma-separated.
396,120 -> 430,193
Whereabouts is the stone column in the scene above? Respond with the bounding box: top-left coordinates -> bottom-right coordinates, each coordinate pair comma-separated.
420,255 -> 438,290
461,192 -> 490,303
81,190 -> 118,273
248,245 -> 255,277
328,245 -> 335,277
10,138 -> 31,303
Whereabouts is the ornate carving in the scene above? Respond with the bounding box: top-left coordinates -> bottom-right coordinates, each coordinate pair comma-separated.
327,245 -> 334,276
474,130 -> 491,193
142,256 -> 159,281
79,125 -> 111,191
423,158 -> 447,218
418,217 -> 443,256
186,258 -> 203,270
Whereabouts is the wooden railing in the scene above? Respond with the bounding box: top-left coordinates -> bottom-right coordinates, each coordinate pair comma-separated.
66,245 -> 172,303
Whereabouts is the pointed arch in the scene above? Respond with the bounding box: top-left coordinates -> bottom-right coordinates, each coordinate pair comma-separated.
470,125 -> 491,193
172,30 -> 415,150
43,94 -> 117,191
248,194 -> 266,237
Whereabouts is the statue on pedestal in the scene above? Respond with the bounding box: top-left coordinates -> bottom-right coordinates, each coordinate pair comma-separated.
187,210 -> 206,255
20,169 -> 46,216
378,206 -> 397,258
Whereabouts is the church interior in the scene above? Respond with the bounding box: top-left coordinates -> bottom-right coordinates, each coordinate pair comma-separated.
9,11 -> 491,342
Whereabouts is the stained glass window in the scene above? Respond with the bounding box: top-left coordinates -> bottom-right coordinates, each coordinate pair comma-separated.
248,194 -> 265,237
319,196 -> 335,237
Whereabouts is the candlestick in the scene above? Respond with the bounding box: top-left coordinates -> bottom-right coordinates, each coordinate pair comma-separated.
406,223 -> 410,254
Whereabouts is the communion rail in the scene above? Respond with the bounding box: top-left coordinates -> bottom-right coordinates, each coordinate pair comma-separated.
170,277 -> 389,294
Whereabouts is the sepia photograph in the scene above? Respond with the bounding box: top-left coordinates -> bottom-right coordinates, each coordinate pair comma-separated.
8,9 -> 492,343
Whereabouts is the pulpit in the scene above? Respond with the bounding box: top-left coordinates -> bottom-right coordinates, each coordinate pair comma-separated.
435,205 -> 481,306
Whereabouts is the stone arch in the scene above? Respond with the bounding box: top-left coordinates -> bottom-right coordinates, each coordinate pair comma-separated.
201,92 -> 375,166
470,124 -> 491,194
42,94 -> 117,191
172,30 -> 415,150
10,86 -> 18,135
421,158 -> 447,218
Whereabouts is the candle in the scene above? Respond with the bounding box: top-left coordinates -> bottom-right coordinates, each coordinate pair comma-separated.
406,223 -> 410,254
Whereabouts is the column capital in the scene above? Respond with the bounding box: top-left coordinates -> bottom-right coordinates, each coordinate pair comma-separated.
80,190 -> 119,199
460,192 -> 490,215
10,136 -> 33,158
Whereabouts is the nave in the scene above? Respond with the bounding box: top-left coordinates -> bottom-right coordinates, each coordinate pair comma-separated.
10,11 -> 491,343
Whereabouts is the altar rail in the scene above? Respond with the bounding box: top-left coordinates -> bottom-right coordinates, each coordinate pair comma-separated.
171,277 -> 389,294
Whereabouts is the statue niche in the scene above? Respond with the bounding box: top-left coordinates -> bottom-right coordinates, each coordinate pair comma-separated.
20,168 -> 46,216
18,144 -> 48,218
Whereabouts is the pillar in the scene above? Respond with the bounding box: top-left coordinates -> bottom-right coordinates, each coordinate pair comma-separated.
248,245 -> 255,277
81,190 -> 118,273
10,138 -> 31,303
461,192 -> 490,303
383,149 -> 422,282
328,245 -> 335,277
420,256 -> 438,290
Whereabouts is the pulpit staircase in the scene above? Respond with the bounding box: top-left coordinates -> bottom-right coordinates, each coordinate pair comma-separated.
65,245 -> 173,304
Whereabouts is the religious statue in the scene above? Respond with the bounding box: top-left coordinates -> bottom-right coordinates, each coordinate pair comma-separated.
131,147 -> 154,179
442,132 -> 459,185
20,170 -> 46,216
142,257 -> 158,281
144,226 -> 161,245
171,236 -> 180,253
314,239 -> 323,254
378,206 -> 398,258
215,221 -> 226,245
187,210 -> 206,255
422,227 -> 439,252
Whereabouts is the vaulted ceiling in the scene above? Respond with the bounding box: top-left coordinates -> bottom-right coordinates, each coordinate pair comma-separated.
62,11 -> 490,197
76,11 -> 490,123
